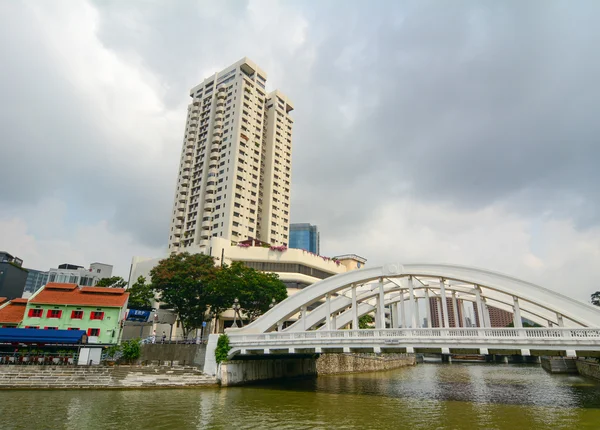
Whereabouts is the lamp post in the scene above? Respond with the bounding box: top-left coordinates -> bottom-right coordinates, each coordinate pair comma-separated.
232,298 -> 242,328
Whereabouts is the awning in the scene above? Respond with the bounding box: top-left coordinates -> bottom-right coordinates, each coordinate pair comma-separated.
126,309 -> 151,322
0,328 -> 86,344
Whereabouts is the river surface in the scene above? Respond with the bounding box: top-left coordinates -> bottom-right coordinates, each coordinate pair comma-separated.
1,363 -> 600,429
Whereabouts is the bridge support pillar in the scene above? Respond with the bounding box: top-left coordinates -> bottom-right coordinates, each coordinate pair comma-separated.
343,347 -> 350,353
441,354 -> 452,363
288,348 -> 296,354
520,349 -> 530,357
479,348 -> 489,355
264,349 -> 271,355
441,347 -> 450,355
566,350 -> 577,358
315,347 -> 322,354
373,346 -> 381,354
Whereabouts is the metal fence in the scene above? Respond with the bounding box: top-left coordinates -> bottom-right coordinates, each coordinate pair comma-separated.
0,352 -> 78,365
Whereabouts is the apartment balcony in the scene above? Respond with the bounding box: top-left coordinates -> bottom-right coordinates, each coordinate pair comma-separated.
187,136 -> 195,141
216,107 -> 224,115
216,101 -> 225,108
215,112 -> 224,121
173,228 -> 182,237
201,219 -> 211,228
193,100 -> 200,106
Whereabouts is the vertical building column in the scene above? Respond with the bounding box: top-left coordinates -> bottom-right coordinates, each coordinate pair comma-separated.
474,286 -> 486,328
513,296 -> 523,328
439,278 -> 450,328
400,292 -> 406,328
451,291 -> 460,328
378,278 -> 386,329
351,284 -> 358,330
408,276 -> 417,328
425,288 -> 432,328
414,297 -> 421,328
436,297 -> 443,328
556,313 -> 564,327
392,301 -> 399,329
325,293 -> 331,331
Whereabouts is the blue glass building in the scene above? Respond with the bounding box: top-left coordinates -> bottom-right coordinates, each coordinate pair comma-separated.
289,223 -> 320,254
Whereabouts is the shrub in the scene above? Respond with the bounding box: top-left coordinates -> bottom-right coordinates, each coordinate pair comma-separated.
215,334 -> 231,364
120,339 -> 141,363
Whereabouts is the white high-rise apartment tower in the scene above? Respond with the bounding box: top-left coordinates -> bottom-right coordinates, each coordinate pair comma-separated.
168,58 -> 293,254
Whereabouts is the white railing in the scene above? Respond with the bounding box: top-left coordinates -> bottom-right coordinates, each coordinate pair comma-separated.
228,327 -> 600,346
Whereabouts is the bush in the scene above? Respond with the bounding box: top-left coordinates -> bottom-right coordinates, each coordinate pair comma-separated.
120,339 -> 141,363
215,334 -> 231,364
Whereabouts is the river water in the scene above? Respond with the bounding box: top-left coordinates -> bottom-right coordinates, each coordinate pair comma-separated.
1,363 -> 600,429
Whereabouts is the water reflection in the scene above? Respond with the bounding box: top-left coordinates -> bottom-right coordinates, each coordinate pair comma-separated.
0,363 -> 599,429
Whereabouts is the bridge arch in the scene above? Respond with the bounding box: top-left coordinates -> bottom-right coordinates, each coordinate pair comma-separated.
229,263 -> 600,334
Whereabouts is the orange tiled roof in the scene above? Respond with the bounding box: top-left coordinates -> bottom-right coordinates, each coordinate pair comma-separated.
0,297 -> 7,305
30,284 -> 129,307
0,300 -> 27,324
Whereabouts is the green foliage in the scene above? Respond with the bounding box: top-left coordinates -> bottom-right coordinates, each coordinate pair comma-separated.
120,339 -> 141,363
207,262 -> 288,322
592,292 -> 600,307
215,334 -> 231,364
150,252 -> 218,337
127,276 -> 154,310
105,344 -> 120,360
359,314 -> 375,329
96,276 -> 128,288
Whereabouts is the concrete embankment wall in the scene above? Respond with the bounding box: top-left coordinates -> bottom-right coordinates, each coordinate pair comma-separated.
317,353 -> 416,375
541,357 -> 578,374
576,360 -> 600,380
0,365 -> 217,389
140,344 -> 206,368
220,357 -> 316,386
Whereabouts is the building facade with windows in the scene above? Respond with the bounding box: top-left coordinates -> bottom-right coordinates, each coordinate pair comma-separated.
0,251 -> 28,300
289,223 -> 320,254
167,58 -> 294,254
47,262 -> 113,287
19,283 -> 129,344
23,269 -> 49,294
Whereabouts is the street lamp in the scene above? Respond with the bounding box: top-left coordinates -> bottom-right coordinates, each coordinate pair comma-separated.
232,298 -> 242,328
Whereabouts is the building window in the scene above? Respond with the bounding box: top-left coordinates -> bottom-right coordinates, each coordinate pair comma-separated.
87,328 -> 101,337
68,327 -> 80,331
47,310 -> 62,319
44,326 -> 59,330
90,311 -> 105,320
25,326 -> 39,329
28,309 -> 43,318
71,310 -> 84,319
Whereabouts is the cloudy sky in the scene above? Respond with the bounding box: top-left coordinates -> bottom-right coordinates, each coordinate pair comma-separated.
1,0 -> 599,302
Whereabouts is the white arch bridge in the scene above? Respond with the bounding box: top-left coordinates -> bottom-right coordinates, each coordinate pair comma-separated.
209,264 -> 600,367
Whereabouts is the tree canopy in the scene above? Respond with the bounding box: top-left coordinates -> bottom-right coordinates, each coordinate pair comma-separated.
208,261 -> 287,322
127,276 -> 155,310
149,253 -> 288,336
150,253 -> 217,337
96,276 -> 128,288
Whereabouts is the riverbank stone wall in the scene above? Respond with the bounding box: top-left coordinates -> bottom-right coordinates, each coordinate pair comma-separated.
317,353 -> 416,375
576,360 -> 600,380
220,358 -> 317,386
139,344 -> 206,368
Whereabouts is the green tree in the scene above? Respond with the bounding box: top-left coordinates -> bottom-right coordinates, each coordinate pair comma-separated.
215,334 -> 231,364
150,252 -> 217,337
96,276 -> 128,288
208,262 -> 287,323
358,314 -> 374,329
127,276 -> 154,310
592,292 -> 600,307
120,339 -> 141,363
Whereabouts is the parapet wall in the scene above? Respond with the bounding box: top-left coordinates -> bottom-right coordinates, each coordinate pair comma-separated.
317,353 -> 416,375
576,360 -> 600,380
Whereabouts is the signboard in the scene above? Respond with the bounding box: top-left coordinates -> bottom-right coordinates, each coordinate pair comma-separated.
126,309 -> 151,322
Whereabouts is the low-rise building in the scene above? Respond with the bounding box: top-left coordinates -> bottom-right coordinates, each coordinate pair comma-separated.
20,283 -> 129,344
0,251 -> 29,300
128,237 -> 367,336
0,298 -> 28,328
47,262 -> 113,286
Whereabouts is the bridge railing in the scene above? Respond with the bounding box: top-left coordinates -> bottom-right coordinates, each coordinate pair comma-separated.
227,328 -> 600,344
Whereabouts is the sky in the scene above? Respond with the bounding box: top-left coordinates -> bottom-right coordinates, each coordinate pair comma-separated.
1,0 -> 599,302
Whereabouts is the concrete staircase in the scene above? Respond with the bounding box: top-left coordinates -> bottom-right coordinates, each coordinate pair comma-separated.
541,357 -> 579,374
0,366 -> 217,389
